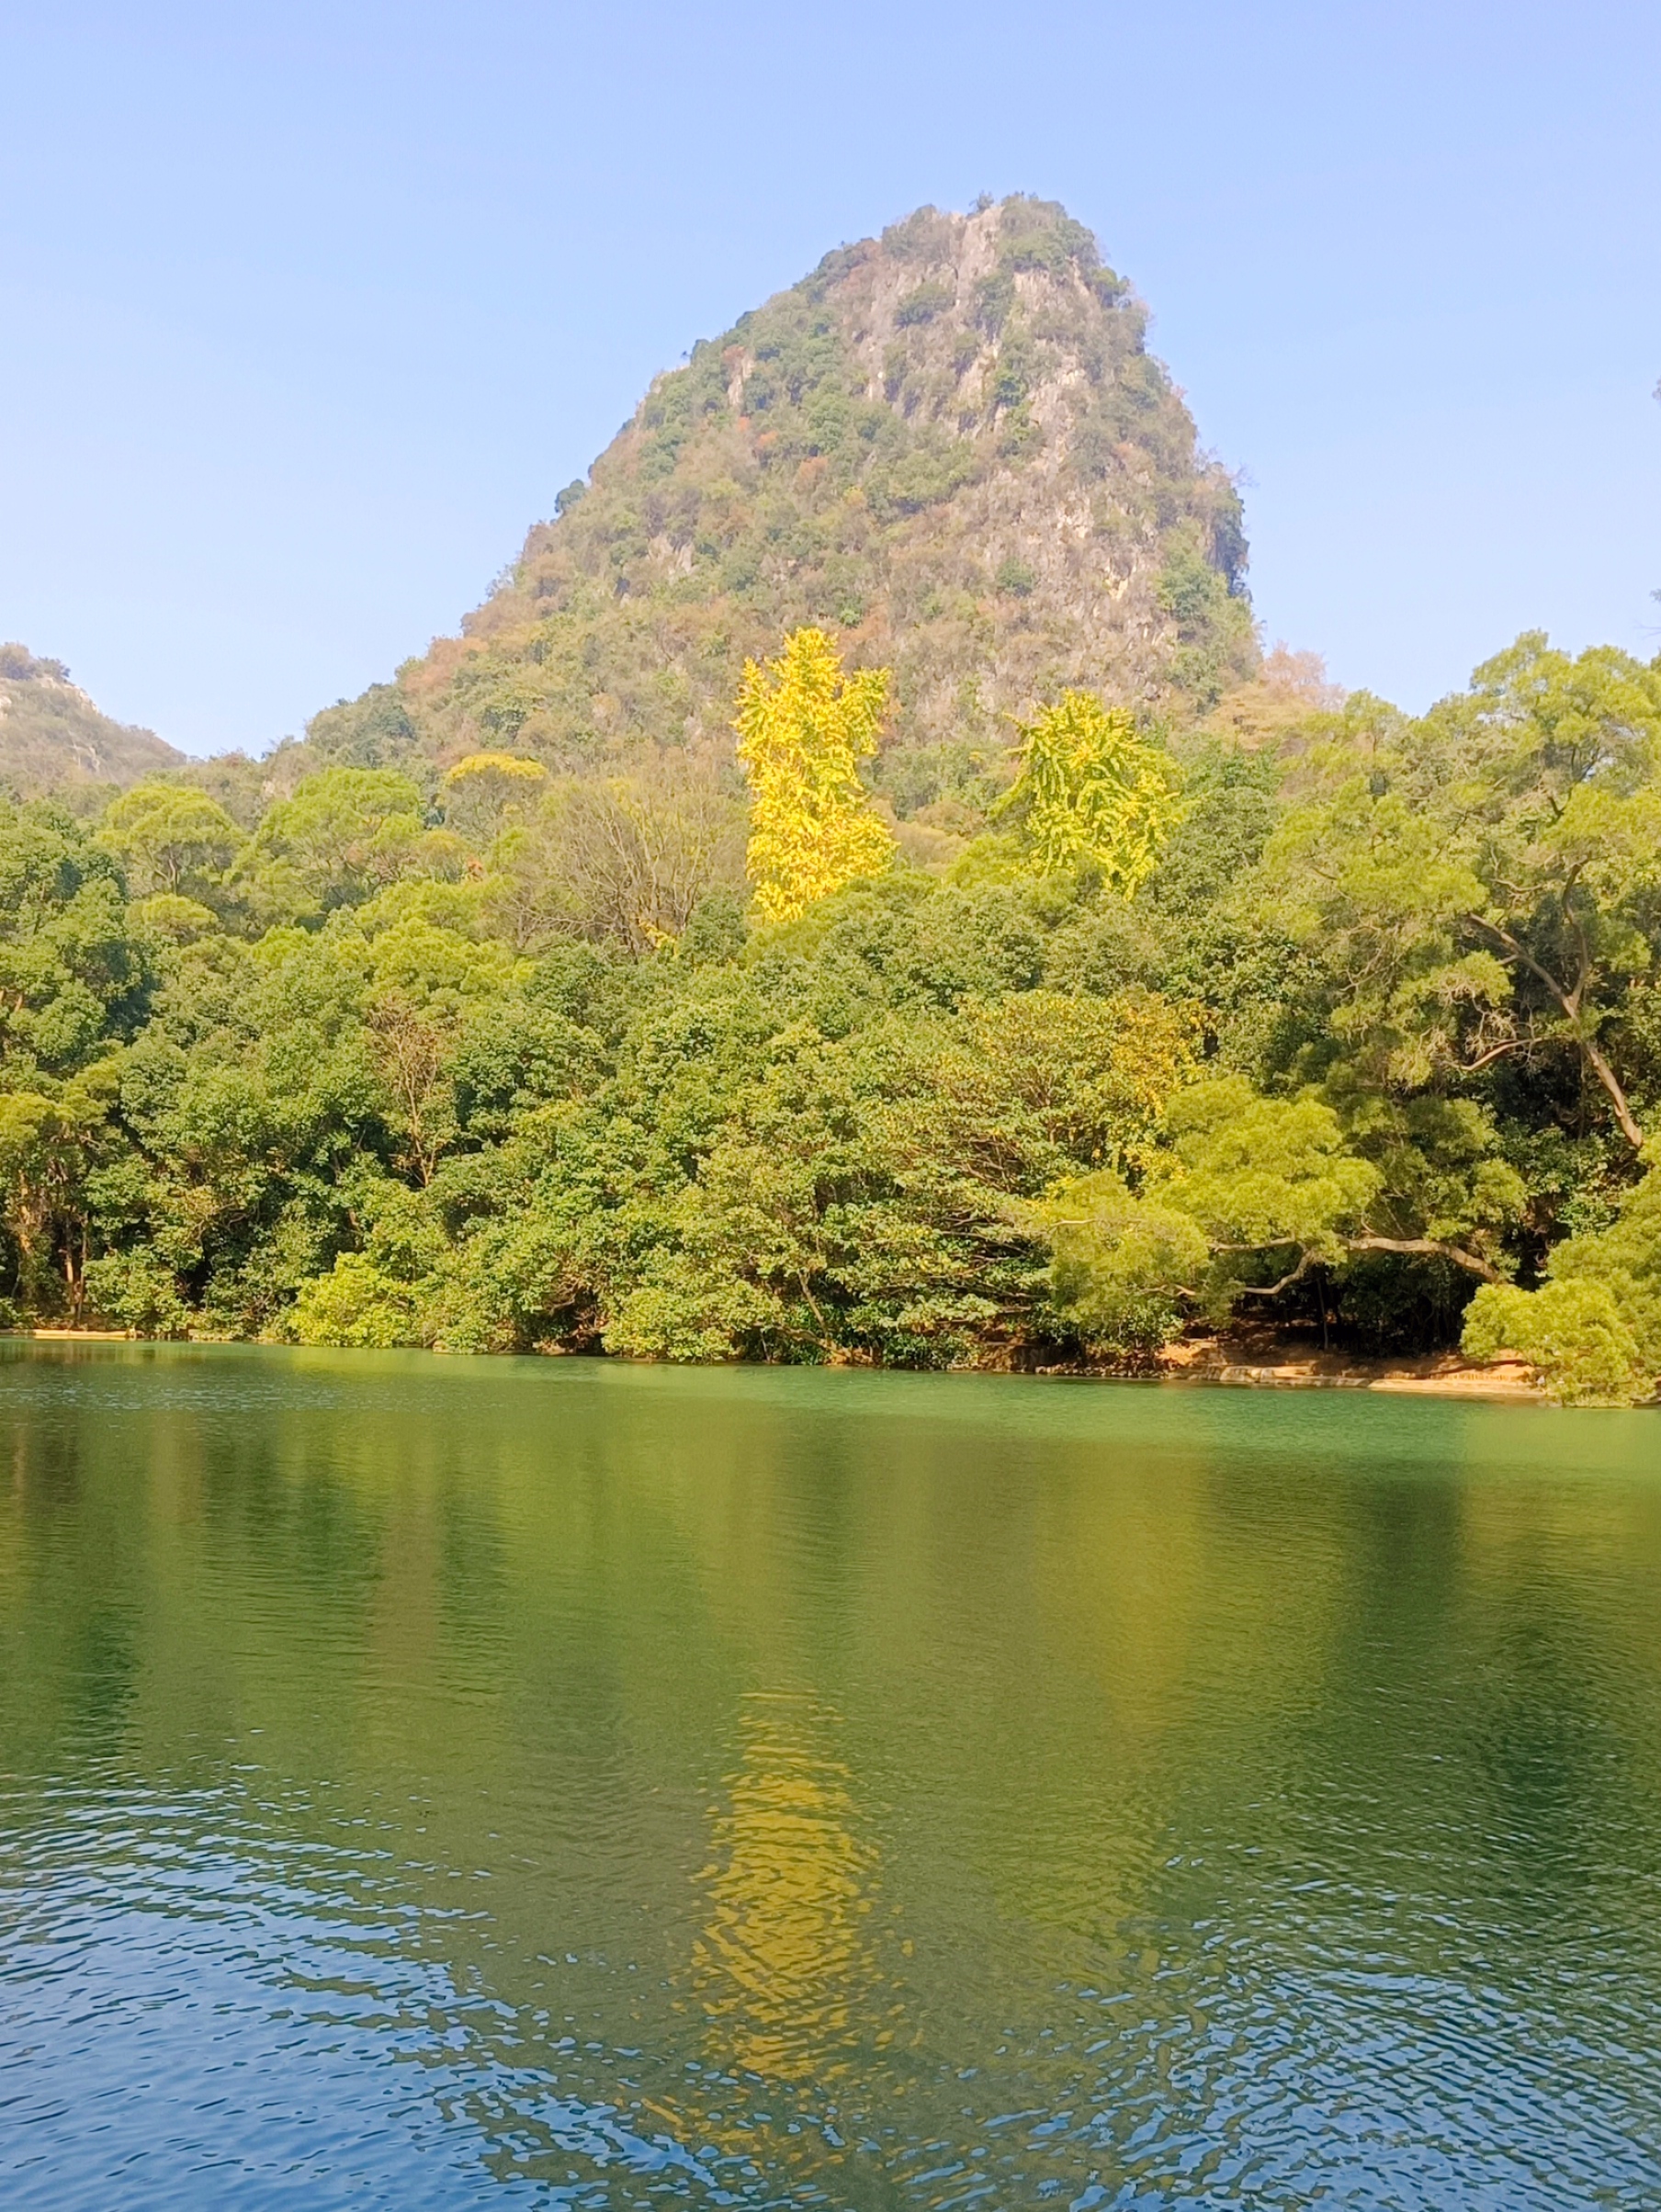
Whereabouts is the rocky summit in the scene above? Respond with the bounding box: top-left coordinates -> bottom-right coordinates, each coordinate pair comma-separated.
311,197 -> 1256,821
0,645 -> 182,804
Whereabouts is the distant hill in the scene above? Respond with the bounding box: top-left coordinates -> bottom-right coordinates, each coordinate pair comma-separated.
0,645 -> 183,802
309,198 -> 1258,818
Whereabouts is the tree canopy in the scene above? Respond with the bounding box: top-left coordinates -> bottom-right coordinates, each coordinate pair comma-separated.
2,626 -> 1659,1405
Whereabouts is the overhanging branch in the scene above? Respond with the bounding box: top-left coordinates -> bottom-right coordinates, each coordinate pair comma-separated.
1344,1234 -> 1499,1283
1463,911 -> 1644,1150
1224,1233 -> 1501,1292
1234,1248 -> 1320,1299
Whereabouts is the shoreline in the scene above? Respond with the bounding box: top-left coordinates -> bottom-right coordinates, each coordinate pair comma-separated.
1009,1335 -> 1548,1399
4,1325 -> 1546,1400
1150,1339 -> 1542,1401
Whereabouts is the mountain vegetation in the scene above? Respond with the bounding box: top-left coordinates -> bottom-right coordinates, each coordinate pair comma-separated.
0,646 -> 183,805
3,624 -> 1657,1400
4,200 -> 1658,1403
295,196 -> 1255,830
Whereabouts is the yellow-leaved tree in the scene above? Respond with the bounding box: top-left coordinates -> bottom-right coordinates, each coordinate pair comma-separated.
734,628 -> 895,923
441,751 -> 548,844
994,690 -> 1183,892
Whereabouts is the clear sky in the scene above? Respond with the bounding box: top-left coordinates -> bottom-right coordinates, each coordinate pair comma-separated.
3,0 -> 1657,756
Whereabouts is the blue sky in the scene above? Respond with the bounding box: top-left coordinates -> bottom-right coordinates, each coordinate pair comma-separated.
2,0 -> 1657,756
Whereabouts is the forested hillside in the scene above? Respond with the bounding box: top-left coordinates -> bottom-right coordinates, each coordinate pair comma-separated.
4,198 -> 1659,1402
0,646 -> 183,804
303,198 -> 1254,812
3,622 -> 1659,1401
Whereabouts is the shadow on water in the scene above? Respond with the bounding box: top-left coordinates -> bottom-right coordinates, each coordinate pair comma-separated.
1,1342 -> 1658,2208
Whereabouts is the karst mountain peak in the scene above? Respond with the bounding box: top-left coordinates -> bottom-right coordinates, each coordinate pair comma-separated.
311,196 -> 1257,816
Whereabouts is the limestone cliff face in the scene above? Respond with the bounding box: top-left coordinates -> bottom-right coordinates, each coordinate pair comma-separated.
316,198 -> 1257,816
0,646 -> 182,804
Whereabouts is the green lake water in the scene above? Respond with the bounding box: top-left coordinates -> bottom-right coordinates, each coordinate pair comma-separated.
1,1343 -> 1658,2208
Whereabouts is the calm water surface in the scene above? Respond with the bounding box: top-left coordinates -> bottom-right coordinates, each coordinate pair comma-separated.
1,1344 -> 1658,2209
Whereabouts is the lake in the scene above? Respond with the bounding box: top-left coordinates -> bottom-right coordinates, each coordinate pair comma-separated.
1,1343 -> 1658,2209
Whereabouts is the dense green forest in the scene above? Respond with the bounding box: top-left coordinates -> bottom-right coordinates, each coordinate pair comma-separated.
4,198 -> 1658,1402
3,626 -> 1659,1402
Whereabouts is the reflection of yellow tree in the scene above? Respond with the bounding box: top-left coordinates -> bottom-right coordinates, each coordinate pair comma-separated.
692,1690 -> 879,2083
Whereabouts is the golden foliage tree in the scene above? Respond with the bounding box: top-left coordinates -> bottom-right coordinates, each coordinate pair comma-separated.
734,629 -> 895,923
440,751 -> 548,845
994,690 -> 1183,892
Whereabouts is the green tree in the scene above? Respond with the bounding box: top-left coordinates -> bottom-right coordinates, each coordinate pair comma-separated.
241,768 -> 446,920
0,1061 -> 124,1319
1462,1281 -> 1644,1405
1463,1162 -> 1661,1404
96,780 -> 245,908
1269,638 -> 1661,1146
0,799 -> 152,1076
1039,1076 -> 1508,1356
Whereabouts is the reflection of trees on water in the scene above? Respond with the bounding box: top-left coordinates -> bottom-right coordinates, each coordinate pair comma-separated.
6,1355 -> 1661,2204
